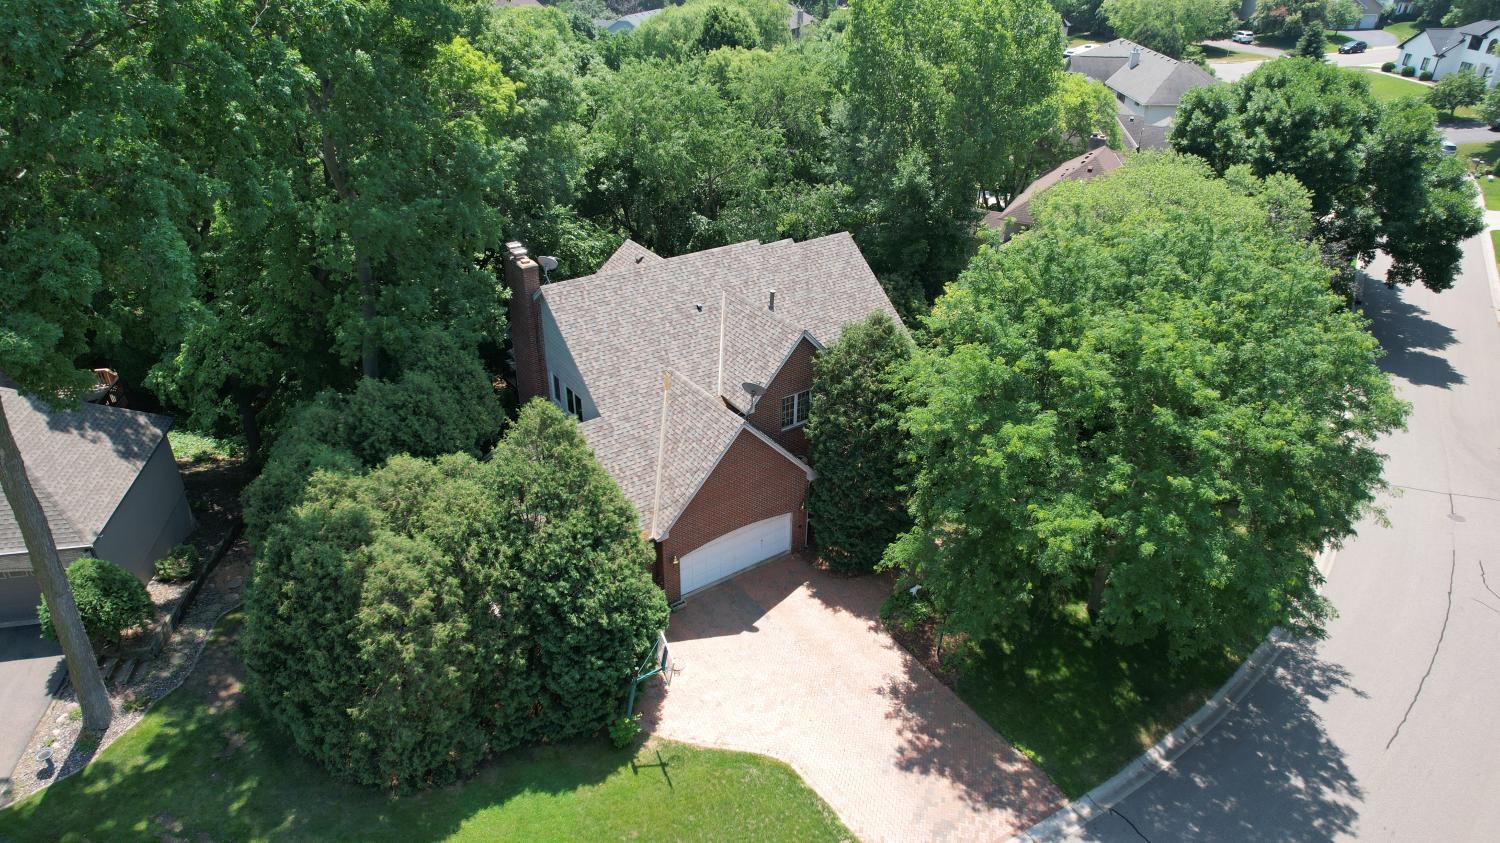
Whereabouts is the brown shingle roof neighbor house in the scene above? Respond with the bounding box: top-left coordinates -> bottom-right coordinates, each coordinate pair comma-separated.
504,233 -> 901,602
984,142 -> 1126,235
0,389 -> 194,624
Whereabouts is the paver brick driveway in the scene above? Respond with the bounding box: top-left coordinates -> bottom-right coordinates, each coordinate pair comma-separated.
639,553 -> 1064,842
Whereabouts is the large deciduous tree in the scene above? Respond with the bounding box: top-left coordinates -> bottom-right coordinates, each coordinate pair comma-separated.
1102,0 -> 1233,58
0,0 -> 213,732
806,312 -> 913,573
152,0 -> 519,452
1174,58 -> 1483,292
843,0 -> 1064,307
887,154 -> 1408,659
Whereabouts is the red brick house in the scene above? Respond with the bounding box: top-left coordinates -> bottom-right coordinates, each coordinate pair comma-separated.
504,234 -> 901,604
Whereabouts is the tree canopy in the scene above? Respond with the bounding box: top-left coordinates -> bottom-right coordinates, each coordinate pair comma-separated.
1173,59 -> 1483,291
886,154 -> 1408,659
806,312 -> 913,573
1102,0 -> 1233,59
243,401 -> 669,791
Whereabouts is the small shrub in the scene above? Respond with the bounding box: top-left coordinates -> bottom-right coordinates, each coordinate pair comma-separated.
880,587 -> 937,634
609,715 -> 642,749
1381,61 -> 1396,73
154,544 -> 199,582
38,558 -> 152,648
1401,65 -> 1416,77
120,690 -> 150,713
66,707 -> 82,723
1419,70 -> 1433,81
168,430 -> 241,463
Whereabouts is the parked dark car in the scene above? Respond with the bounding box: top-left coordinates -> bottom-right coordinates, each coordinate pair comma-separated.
1338,40 -> 1368,54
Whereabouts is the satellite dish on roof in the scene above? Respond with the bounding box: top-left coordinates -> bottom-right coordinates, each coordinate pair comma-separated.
742,382 -> 766,397
538,255 -> 558,283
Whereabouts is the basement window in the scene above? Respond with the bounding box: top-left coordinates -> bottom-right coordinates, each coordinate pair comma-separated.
779,390 -> 811,430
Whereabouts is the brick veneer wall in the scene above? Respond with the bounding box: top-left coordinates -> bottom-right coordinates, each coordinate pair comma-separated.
747,337 -> 817,459
656,429 -> 810,602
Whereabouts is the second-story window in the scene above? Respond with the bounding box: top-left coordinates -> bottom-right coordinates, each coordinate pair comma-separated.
566,387 -> 584,421
780,390 -> 811,430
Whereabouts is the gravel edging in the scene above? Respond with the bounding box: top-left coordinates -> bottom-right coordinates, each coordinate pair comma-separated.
1007,546 -> 1340,842
0,550 -> 246,806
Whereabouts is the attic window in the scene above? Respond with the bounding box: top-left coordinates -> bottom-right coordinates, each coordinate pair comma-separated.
780,390 -> 811,430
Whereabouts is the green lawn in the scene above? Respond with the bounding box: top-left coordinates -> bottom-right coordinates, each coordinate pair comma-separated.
0,616 -> 850,843
1383,21 -> 1420,44
1357,69 -> 1482,121
951,603 -> 1249,799
1459,141 -> 1500,209
1200,44 -> 1261,63
1067,34 -> 1109,48
167,429 -> 242,463
1252,29 -> 1345,52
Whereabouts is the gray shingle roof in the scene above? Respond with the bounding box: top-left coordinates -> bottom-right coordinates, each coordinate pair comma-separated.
1068,40 -> 1216,107
542,233 -> 898,536
1456,19 -> 1500,38
0,388 -> 172,571
1116,111 -> 1173,151
599,239 -> 662,273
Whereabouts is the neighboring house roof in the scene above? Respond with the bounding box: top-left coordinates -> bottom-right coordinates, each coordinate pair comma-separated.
0,388 -> 172,572
1116,111 -> 1173,151
493,0 -> 541,7
1402,21 -> 1500,55
1068,39 -> 1216,107
787,3 -> 815,31
984,145 -> 1126,230
598,238 -> 663,273
541,234 -> 900,538
1356,0 -> 1383,14
602,8 -> 662,32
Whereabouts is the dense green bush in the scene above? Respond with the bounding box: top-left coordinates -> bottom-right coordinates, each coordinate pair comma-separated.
1382,61 -> 1396,73
154,544 -> 199,582
806,311 -> 914,573
1419,70 -> 1433,81
242,401 -> 669,792
1402,65 -> 1416,77
242,335 -> 501,549
38,558 -> 152,647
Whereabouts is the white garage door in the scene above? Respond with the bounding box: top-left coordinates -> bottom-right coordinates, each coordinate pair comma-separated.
680,513 -> 792,596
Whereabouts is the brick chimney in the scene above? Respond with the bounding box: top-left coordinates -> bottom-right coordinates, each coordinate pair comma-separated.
503,241 -> 548,403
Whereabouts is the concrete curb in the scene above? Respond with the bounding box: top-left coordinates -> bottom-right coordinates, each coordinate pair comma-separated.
1472,179 -> 1500,324
1008,546 -> 1338,842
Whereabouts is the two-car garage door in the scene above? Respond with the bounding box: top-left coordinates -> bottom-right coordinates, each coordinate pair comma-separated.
679,513 -> 792,596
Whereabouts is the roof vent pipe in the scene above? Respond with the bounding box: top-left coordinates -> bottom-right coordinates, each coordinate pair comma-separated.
768,289 -> 776,311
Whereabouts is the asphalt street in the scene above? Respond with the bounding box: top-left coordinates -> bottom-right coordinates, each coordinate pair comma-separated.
1065,236 -> 1500,840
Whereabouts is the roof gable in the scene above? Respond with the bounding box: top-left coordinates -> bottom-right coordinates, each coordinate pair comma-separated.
0,389 -> 171,563
1068,39 -> 1215,106
540,233 -> 897,533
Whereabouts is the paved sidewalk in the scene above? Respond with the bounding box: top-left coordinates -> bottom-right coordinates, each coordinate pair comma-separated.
640,554 -> 1064,842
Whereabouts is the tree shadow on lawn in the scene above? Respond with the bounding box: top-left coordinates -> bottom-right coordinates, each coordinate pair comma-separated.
1120,640 -> 1365,843
1361,274 -> 1464,389
0,616 -> 630,843
937,605 -> 1252,800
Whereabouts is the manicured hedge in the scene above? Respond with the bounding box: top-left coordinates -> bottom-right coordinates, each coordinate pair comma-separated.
1382,61 -> 1396,72
1402,65 -> 1416,77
